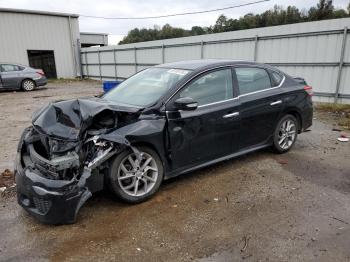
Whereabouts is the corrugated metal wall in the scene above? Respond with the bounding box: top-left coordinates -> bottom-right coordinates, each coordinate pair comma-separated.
81,18 -> 350,103
80,33 -> 108,46
0,11 -> 80,78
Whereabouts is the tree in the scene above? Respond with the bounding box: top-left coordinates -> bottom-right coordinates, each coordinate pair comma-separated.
212,15 -> 228,33
190,26 -> 206,36
286,6 -> 302,24
309,0 -> 334,20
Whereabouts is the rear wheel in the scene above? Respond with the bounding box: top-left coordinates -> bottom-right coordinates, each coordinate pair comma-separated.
22,79 -> 35,91
108,146 -> 163,203
272,114 -> 298,153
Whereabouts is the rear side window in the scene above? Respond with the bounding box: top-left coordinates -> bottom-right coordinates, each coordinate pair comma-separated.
235,67 -> 272,95
179,68 -> 233,106
0,64 -> 21,72
269,70 -> 284,86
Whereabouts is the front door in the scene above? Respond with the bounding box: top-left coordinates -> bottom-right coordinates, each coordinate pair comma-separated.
166,68 -> 240,171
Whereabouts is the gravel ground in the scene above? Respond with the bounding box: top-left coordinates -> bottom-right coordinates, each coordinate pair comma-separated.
0,81 -> 349,262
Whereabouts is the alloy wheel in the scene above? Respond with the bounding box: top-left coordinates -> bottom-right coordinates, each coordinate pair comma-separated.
23,80 -> 35,91
278,119 -> 296,150
117,152 -> 158,197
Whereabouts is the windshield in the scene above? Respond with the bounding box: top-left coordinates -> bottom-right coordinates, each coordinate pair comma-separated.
103,67 -> 191,107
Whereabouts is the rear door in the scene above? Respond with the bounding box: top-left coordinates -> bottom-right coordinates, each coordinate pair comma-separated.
234,66 -> 284,149
166,67 -> 240,171
0,64 -> 23,88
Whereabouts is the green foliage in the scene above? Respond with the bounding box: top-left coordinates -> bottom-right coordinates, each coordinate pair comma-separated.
119,0 -> 350,44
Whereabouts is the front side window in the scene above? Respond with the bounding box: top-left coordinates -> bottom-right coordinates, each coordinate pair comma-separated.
235,67 -> 272,95
179,68 -> 233,106
1,64 -> 20,72
104,67 -> 191,107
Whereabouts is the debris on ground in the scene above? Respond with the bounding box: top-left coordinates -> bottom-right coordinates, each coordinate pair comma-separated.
331,216 -> 349,225
337,134 -> 349,142
240,236 -> 251,252
0,169 -> 15,188
277,159 -> 288,165
332,128 -> 342,132
1,184 -> 16,199
0,169 -> 16,198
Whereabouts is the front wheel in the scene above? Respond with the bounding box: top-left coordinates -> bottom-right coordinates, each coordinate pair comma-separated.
22,79 -> 35,91
272,114 -> 298,154
108,146 -> 164,203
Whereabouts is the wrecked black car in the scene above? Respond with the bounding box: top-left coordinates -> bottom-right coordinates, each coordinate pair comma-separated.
15,60 -> 313,224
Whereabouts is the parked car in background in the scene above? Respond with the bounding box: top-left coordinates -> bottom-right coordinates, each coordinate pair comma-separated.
15,59 -> 313,224
0,63 -> 47,91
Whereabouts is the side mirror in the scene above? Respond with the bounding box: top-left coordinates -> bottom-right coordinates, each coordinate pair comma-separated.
174,97 -> 198,111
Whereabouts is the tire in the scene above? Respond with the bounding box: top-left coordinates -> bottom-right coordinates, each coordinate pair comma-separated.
22,79 -> 35,91
272,114 -> 298,154
108,146 -> 164,203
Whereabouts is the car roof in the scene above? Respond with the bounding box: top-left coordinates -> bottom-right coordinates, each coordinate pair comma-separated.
0,62 -> 27,67
156,59 -> 258,70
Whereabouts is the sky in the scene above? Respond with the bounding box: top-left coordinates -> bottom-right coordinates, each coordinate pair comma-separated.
0,0 -> 349,44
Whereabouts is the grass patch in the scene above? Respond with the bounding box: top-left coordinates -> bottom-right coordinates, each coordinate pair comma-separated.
315,102 -> 350,113
47,78 -> 101,84
315,102 -> 350,130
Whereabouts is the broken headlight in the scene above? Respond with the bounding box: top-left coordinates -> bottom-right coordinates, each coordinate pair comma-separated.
48,138 -> 79,154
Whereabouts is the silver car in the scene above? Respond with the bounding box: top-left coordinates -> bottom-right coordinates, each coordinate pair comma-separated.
0,63 -> 48,91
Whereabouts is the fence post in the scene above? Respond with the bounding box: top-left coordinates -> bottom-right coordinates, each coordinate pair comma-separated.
134,47 -> 137,73
253,35 -> 259,62
200,41 -> 204,59
77,39 -> 83,79
335,26 -> 348,103
162,44 -> 165,64
113,48 -> 118,80
98,50 -> 102,80
84,52 -> 89,79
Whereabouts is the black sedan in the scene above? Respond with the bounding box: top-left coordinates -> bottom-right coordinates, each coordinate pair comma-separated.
15,59 -> 313,224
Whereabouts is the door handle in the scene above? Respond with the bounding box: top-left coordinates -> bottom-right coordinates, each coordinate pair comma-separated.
223,112 -> 239,118
270,100 -> 282,106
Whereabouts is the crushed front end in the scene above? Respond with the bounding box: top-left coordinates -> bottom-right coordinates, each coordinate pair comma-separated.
14,98 -> 140,224
15,127 -> 125,224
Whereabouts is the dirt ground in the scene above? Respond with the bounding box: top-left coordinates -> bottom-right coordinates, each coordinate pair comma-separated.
0,81 -> 350,262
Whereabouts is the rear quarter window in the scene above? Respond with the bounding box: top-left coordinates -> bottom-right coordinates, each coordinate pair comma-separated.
269,70 -> 284,86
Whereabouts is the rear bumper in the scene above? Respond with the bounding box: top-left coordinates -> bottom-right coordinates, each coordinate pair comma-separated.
301,98 -> 313,131
34,77 -> 47,87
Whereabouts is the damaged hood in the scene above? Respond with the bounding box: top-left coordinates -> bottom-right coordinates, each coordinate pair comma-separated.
32,97 -> 142,140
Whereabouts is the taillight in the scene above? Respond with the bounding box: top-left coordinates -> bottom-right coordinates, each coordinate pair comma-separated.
304,85 -> 313,96
36,70 -> 45,77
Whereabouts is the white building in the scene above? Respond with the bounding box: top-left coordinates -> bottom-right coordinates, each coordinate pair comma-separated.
0,8 -> 85,78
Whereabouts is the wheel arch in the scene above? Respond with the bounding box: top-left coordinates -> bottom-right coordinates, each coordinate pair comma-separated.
283,108 -> 302,133
21,78 -> 36,89
131,141 -> 164,160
